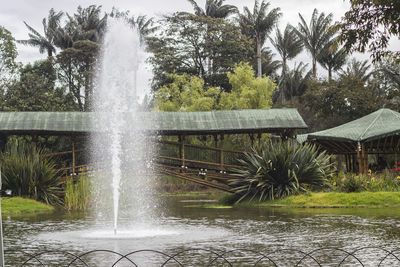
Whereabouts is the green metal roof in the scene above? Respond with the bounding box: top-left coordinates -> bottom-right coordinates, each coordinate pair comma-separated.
0,109 -> 307,136
307,108 -> 400,143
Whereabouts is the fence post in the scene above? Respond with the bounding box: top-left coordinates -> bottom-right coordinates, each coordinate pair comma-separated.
0,166 -> 5,267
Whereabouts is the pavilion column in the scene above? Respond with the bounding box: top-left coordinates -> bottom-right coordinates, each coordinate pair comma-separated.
179,135 -> 185,168
214,135 -> 218,165
72,136 -> 76,177
362,143 -> 368,174
357,142 -> 362,175
345,154 -> 349,172
219,134 -> 224,171
395,152 -> 398,170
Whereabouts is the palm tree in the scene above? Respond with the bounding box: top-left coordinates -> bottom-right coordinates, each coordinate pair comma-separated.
186,0 -> 238,18
19,8 -> 63,58
282,62 -> 311,99
270,24 -> 303,103
261,47 -> 281,78
239,0 -> 281,77
318,39 -> 348,81
340,58 -> 372,82
295,8 -> 333,78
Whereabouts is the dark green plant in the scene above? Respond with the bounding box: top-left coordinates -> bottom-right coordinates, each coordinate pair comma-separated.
230,140 -> 333,202
340,174 -> 366,193
64,174 -> 90,211
0,139 -> 62,205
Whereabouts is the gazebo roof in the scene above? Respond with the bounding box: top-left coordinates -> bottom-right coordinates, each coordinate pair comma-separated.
308,109 -> 400,143
0,109 -> 307,136
307,109 -> 400,154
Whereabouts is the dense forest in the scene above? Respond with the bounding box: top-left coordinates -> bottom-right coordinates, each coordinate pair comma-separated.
0,0 -> 399,132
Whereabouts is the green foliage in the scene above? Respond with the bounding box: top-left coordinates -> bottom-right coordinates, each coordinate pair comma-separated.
3,59 -> 76,111
230,140 -> 333,202
154,73 -> 219,111
328,171 -> 400,193
303,75 -> 380,129
219,62 -> 276,109
0,139 -> 62,205
335,0 -> 400,62
64,174 -> 90,211
0,26 -> 18,79
148,13 -> 254,90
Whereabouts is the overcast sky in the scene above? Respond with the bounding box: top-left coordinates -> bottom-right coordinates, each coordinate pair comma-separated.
1,0 -> 399,80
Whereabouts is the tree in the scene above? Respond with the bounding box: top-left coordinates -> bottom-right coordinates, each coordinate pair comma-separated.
335,0 -> 400,62
261,47 -> 281,78
56,40 -> 99,111
2,59 -> 76,111
238,0 -> 281,77
185,0 -> 238,18
281,62 -> 311,100
109,8 -> 158,44
317,39 -> 348,81
154,73 -> 219,111
270,24 -> 303,103
303,75 -> 379,129
0,26 -> 18,82
148,13 -> 253,91
340,58 -> 372,82
219,62 -> 276,109
19,8 -> 63,58
295,8 -> 334,78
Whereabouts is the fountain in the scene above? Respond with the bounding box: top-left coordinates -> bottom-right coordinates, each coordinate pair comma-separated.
91,19 -> 156,235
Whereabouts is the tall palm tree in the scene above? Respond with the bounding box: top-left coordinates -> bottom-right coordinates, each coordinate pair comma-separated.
295,8 -> 333,78
19,8 -> 63,58
270,24 -> 303,103
187,0 -> 238,18
317,39 -> 347,81
340,58 -> 372,82
239,0 -> 281,77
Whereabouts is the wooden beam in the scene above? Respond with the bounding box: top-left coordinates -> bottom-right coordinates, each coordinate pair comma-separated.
220,134 -> 224,171
72,136 -> 76,176
179,135 -> 185,168
357,143 -> 362,175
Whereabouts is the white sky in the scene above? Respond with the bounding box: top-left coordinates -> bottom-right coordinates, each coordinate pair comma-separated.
0,0 -> 399,79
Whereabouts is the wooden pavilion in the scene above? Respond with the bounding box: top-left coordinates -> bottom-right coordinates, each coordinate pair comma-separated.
305,108 -> 400,174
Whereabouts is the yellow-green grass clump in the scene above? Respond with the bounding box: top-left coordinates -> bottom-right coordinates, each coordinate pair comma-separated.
258,192 -> 400,208
1,197 -> 54,215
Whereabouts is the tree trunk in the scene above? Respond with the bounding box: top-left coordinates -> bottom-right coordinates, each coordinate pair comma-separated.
257,37 -> 262,78
312,56 -> 317,78
328,66 -> 332,81
281,58 -> 287,104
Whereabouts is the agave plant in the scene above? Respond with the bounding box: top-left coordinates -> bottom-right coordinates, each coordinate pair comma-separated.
230,140 -> 333,202
0,139 -> 62,205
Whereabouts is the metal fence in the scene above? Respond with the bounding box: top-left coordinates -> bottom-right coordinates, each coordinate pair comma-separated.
5,247 -> 400,266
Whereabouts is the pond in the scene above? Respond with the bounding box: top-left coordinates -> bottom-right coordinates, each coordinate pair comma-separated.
3,195 -> 400,266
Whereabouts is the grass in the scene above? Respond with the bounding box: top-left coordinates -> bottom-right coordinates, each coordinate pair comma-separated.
257,192 -> 400,208
1,197 -> 54,215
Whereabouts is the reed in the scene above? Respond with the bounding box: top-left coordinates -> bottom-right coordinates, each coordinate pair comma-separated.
64,174 -> 90,211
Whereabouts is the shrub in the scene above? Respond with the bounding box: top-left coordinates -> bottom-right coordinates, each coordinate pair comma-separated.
229,140 -> 333,202
340,174 -> 366,193
64,174 -> 90,211
0,139 -> 62,205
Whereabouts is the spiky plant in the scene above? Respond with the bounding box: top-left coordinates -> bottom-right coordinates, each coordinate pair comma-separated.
230,140 -> 333,202
0,139 -> 62,205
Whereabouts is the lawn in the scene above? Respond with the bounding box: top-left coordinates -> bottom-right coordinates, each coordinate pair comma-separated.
1,197 -> 54,215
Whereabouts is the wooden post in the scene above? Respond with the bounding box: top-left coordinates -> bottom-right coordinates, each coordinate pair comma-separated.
249,134 -> 255,147
179,135 -> 185,168
395,152 -> 398,170
357,143 -> 362,175
72,136 -> 76,176
345,154 -> 349,172
257,133 -> 262,146
362,143 -> 367,174
214,135 -> 219,165
220,134 -> 224,171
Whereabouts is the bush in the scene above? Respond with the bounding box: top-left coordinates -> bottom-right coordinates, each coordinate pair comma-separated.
0,139 -> 62,205
341,174 -> 366,193
229,140 -> 333,202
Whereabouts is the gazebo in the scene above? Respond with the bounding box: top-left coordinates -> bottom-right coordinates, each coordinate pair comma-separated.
306,108 -> 400,174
